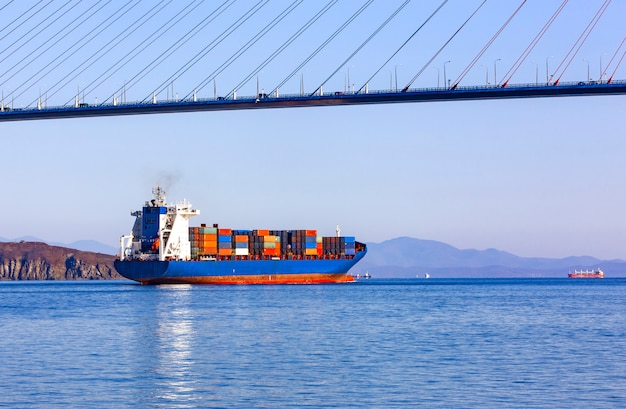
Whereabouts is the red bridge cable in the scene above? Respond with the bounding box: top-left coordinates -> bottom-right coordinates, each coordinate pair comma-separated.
552,0 -> 611,85
451,1 -> 526,90
608,51 -> 625,84
403,0 -> 486,92
499,0 -> 568,87
364,0 -> 448,93
600,36 -> 625,82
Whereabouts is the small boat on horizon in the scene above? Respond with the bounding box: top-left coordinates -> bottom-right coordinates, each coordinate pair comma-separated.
568,269 -> 604,279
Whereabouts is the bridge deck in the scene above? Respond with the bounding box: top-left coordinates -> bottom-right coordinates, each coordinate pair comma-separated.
1,81 -> 625,122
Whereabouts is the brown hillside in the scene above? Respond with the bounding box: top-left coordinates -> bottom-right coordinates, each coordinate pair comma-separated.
0,241 -> 121,280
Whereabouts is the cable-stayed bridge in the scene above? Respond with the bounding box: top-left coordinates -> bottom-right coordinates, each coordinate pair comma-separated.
0,0 -> 624,122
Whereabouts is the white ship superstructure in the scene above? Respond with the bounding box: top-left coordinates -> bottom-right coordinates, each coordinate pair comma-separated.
119,185 -> 199,261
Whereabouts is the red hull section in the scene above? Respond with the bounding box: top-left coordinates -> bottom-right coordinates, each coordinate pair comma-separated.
139,273 -> 355,285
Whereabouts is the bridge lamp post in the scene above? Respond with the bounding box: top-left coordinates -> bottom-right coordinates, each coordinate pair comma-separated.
347,66 -> 355,93
300,69 -> 308,96
546,56 -> 553,84
493,58 -> 501,86
531,60 -> 538,85
480,64 -> 488,86
582,59 -> 590,82
443,60 -> 451,89
599,53 -> 607,83
395,64 -> 401,91
433,66 -> 440,88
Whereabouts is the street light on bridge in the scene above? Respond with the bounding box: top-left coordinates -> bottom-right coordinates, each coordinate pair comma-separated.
494,58 -> 501,86
546,56 -> 553,84
531,61 -> 538,86
443,60 -> 451,89
395,64 -> 401,91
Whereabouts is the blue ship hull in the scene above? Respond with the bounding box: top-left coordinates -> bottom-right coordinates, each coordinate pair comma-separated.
114,250 -> 366,284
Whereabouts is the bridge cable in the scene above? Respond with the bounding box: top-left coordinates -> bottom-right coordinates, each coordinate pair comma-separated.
311,0 -> 410,96
292,0 -> 373,95
499,0 -> 568,87
145,0 -> 271,102
223,0 -> 339,100
360,0 -> 447,94
0,1 -> 15,14
42,0 -> 174,107
260,0 -> 369,98
212,0 -> 327,99
268,0 -> 369,98
59,0 -> 173,105
143,0 -> 270,103
603,37 -> 625,83
450,0 -> 524,90
314,0 -> 406,96
0,1 -> 112,86
607,50 -> 625,84
190,0 -> 305,100
203,0 -> 331,100
401,1 -> 485,92
154,0 -> 270,102
104,0 -> 234,105
79,0 -> 209,105
13,0 -> 141,107
0,0 -> 51,40
0,0 -> 75,63
552,0 -> 611,85
348,0 -> 417,94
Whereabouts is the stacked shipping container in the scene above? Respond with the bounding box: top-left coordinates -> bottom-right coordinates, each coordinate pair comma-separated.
189,224 -> 357,259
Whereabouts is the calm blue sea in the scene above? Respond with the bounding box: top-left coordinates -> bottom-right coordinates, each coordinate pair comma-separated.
1,278 -> 625,408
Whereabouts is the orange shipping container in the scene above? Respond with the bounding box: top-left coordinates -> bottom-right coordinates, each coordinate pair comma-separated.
256,229 -> 270,236
218,248 -> 233,256
235,235 -> 248,243
218,228 -> 232,235
306,230 -> 317,236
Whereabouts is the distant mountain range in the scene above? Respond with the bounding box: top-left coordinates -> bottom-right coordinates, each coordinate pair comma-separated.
1,235 -> 624,278
358,237 -> 626,278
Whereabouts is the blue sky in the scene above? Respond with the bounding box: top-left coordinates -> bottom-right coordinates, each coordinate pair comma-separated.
1,0 -> 625,259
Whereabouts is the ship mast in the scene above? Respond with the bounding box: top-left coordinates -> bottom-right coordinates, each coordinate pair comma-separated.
152,184 -> 167,206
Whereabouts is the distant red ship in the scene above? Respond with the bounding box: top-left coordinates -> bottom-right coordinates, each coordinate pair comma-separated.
568,269 -> 604,279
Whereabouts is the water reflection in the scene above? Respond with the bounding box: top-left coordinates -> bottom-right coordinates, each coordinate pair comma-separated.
152,285 -> 199,408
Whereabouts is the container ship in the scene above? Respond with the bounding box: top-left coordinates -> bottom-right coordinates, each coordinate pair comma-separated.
114,186 -> 367,284
568,269 -> 604,279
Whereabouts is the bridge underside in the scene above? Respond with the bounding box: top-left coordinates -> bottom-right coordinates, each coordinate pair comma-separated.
1,82 -> 625,122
